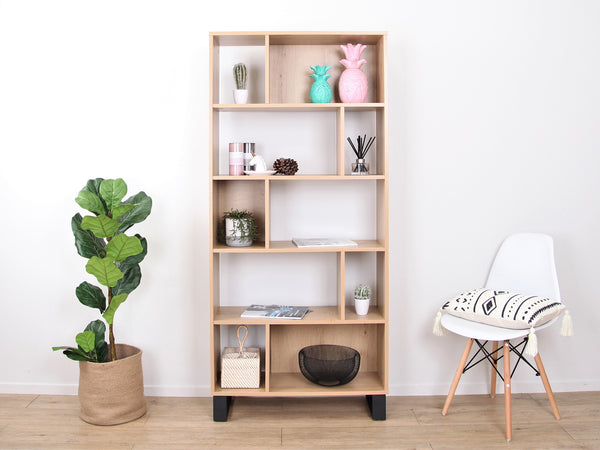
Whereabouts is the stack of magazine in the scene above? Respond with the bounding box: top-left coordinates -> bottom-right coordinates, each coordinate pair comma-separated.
241,304 -> 310,319
292,238 -> 358,248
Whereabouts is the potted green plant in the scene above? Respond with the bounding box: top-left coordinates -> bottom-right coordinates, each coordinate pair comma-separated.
233,62 -> 248,104
354,284 -> 371,316
223,209 -> 258,247
53,178 -> 152,425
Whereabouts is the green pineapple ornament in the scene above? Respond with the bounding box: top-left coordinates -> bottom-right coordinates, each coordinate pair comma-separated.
309,65 -> 332,103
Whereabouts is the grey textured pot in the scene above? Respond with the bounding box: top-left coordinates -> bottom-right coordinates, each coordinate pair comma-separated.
78,344 -> 146,425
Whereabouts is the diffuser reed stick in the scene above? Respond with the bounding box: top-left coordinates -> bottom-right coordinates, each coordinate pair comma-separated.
347,135 -> 376,159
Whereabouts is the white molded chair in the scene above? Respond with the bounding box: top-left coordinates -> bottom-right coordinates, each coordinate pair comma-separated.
440,233 -> 562,442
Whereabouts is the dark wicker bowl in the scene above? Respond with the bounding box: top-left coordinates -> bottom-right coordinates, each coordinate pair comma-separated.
298,345 -> 360,387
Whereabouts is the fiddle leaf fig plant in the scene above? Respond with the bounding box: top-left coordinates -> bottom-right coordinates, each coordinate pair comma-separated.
53,178 -> 152,363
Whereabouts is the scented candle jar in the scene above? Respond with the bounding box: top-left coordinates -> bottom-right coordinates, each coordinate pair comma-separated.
229,143 -> 244,175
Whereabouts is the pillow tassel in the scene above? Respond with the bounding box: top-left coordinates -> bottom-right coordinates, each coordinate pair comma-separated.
524,326 -> 538,357
433,310 -> 446,336
560,310 -> 573,337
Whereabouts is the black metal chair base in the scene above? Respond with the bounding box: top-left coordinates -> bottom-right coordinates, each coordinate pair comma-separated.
464,338 -> 540,380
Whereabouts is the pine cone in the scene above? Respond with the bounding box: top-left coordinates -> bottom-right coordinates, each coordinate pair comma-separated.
273,158 -> 298,176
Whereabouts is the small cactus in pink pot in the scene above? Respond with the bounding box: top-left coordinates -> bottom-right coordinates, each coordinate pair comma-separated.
339,43 -> 368,103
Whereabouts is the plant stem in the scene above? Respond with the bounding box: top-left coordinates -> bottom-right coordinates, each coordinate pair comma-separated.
108,286 -> 116,361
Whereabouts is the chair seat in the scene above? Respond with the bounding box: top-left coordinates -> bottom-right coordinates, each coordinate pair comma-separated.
441,313 -> 558,341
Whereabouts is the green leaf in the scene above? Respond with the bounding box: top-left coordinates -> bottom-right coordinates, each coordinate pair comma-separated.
111,204 -> 135,221
95,341 -> 108,362
84,320 -> 107,362
52,347 -> 94,361
81,214 -> 120,239
71,214 -> 105,258
102,293 -> 128,325
86,256 -> 123,287
100,178 -> 127,211
113,262 -> 141,296
105,233 -> 142,262
118,191 -> 152,233
75,190 -> 105,215
122,235 -> 147,265
84,178 -> 108,212
75,281 -> 106,313
76,331 -> 96,353
84,320 -> 106,348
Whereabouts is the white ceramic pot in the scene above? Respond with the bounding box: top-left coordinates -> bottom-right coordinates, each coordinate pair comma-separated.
225,218 -> 253,247
233,89 -> 248,104
354,297 -> 370,316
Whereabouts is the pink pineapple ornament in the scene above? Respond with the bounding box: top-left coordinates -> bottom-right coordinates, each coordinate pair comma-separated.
338,43 -> 368,103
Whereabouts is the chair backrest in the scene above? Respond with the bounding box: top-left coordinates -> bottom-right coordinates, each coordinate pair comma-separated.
484,233 -> 561,301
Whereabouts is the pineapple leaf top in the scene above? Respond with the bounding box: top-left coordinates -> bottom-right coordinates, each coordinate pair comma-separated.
310,65 -> 332,76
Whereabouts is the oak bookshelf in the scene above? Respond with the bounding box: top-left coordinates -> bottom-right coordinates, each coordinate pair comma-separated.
209,31 -> 388,421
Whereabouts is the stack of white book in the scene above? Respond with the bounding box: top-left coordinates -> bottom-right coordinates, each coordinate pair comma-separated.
292,238 -> 358,248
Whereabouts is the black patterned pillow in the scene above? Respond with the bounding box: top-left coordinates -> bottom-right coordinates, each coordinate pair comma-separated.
442,288 -> 565,329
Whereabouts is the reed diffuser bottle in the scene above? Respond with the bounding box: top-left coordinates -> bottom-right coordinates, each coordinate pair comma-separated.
347,135 -> 376,175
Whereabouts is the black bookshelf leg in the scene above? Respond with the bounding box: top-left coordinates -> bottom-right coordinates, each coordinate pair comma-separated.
213,396 -> 231,422
366,395 -> 386,420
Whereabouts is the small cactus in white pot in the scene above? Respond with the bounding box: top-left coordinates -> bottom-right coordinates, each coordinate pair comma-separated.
354,284 -> 371,316
233,63 -> 248,104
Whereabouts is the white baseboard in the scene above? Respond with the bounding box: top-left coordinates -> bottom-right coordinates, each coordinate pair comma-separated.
388,379 -> 600,396
0,383 -> 212,397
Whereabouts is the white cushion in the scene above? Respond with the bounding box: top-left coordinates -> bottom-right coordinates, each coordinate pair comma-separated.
442,288 -> 565,330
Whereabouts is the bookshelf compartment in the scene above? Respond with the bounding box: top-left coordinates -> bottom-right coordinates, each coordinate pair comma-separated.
213,324 -> 267,394
218,111 -> 337,175
217,252 -> 339,308
269,180 -> 378,242
212,180 -> 266,247
269,323 -> 386,393
269,40 -> 382,104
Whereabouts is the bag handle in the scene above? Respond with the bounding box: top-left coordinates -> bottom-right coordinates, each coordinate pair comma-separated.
237,325 -> 248,354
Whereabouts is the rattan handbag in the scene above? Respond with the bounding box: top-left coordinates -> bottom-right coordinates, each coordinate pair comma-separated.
221,325 -> 260,389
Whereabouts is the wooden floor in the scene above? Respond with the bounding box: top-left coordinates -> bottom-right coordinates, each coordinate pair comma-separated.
1,392 -> 599,449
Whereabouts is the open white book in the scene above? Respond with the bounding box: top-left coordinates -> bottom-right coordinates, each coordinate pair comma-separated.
292,238 -> 358,248
241,305 -> 310,319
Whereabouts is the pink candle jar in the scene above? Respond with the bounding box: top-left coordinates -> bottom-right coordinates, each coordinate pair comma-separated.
229,143 -> 244,176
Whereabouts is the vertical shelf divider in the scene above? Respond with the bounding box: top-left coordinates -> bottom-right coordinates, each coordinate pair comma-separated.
264,324 -> 271,391
337,106 -> 345,176
264,34 -> 270,104
264,179 -> 271,249
338,251 -> 346,320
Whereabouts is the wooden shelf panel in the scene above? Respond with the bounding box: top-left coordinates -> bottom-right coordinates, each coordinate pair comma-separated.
214,306 -> 339,324
213,103 -> 384,112
344,306 -> 385,322
211,31 -> 385,47
212,174 -> 385,180
214,306 -> 386,324
213,375 -> 267,396
213,240 -> 385,253
268,372 -> 386,396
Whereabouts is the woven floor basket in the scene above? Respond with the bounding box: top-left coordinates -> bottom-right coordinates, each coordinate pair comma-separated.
78,344 -> 146,425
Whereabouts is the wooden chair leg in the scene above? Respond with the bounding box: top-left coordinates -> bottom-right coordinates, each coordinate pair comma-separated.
534,352 -> 561,420
503,340 -> 512,442
442,338 -> 474,416
490,341 -> 498,398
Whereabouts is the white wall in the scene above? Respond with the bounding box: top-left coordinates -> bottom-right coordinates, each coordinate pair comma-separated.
1,0 -> 599,396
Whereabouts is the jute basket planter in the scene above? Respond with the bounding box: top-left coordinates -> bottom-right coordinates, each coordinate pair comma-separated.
78,344 -> 146,425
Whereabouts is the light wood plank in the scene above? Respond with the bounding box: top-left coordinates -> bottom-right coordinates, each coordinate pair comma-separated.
0,393 -> 597,447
